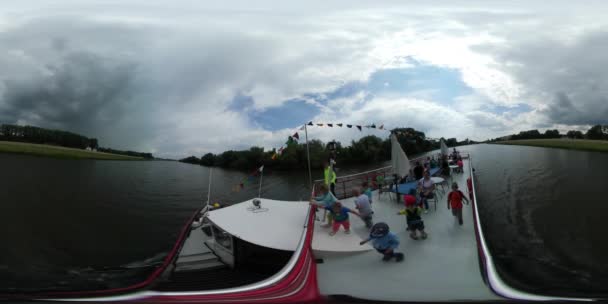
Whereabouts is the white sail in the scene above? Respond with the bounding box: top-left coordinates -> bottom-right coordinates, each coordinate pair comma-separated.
391,134 -> 411,178
440,139 -> 449,156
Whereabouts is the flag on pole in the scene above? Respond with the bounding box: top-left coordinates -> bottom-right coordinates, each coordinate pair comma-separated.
337,123 -> 343,127
356,125 -> 362,131
292,132 -> 300,140
308,121 -> 313,126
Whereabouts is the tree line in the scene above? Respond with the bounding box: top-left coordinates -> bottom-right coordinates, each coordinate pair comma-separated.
0,123 -> 154,159
488,124 -> 608,142
179,127 -> 476,171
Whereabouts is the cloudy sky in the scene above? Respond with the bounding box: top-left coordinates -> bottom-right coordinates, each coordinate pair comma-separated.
1,1 -> 607,158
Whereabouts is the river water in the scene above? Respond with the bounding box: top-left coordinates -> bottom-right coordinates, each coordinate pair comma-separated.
0,144 -> 606,297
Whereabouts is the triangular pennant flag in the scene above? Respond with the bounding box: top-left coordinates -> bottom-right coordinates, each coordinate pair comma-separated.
317,123 -> 324,126
379,124 -> 384,130
293,132 -> 300,140
337,123 -> 343,127
299,125 -> 305,131
327,123 -> 333,127
271,153 -> 278,160
356,125 -> 362,131
279,147 -> 284,153
308,121 -> 313,126
347,124 -> 352,128
371,124 -> 376,129
258,165 -> 264,173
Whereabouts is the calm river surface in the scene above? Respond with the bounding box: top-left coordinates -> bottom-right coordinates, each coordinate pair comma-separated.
1,144 -> 607,297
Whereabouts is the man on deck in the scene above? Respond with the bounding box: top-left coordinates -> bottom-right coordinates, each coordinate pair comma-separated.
324,162 -> 337,196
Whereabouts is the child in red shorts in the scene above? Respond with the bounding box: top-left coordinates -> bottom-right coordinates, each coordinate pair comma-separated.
447,182 -> 469,226
310,201 -> 360,235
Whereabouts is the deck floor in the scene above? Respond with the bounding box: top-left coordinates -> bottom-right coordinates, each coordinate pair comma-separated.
316,160 -> 503,301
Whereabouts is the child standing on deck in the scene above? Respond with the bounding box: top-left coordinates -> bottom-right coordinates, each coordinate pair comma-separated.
310,201 -> 360,235
353,188 -> 373,228
447,182 -> 469,226
362,181 -> 373,204
311,184 -> 338,228
398,197 -> 428,240
360,222 -> 404,262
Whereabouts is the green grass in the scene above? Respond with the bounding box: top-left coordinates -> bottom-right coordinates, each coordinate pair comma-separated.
0,141 -> 143,160
494,138 -> 608,153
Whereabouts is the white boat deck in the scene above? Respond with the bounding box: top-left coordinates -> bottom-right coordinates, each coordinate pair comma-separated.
316,159 -> 503,301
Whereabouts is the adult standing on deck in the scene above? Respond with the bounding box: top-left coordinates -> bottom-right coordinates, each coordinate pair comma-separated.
324,161 -> 337,196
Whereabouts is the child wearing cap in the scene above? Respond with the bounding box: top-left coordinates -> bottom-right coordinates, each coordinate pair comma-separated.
447,182 -> 469,226
398,194 -> 428,240
360,222 -> 404,262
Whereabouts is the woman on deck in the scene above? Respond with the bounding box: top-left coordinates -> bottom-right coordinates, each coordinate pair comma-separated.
417,172 -> 435,213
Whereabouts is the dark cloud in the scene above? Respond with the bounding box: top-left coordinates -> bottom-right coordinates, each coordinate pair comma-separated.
486,31 -> 608,126
1,52 -> 136,136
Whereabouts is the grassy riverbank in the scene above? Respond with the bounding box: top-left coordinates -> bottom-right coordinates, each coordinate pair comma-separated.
494,138 -> 608,153
0,141 -> 143,160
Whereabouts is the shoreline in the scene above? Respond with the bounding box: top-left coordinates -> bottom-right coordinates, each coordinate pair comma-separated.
491,139 -> 608,153
0,141 -> 143,160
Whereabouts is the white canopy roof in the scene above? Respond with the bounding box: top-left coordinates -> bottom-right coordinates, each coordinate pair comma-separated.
440,139 -> 449,155
207,199 -> 309,251
391,134 -> 411,177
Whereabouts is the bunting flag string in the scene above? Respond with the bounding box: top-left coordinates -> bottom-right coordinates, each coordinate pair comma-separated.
233,165 -> 264,192
267,121 -> 419,164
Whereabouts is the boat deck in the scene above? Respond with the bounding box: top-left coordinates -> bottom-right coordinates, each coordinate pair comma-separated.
315,159 -> 503,301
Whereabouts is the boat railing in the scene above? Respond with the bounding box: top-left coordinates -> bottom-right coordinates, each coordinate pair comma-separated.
468,155 -> 592,301
311,154 -> 448,200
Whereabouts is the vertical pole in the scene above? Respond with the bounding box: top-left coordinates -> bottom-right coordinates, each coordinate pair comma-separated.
205,167 -> 212,210
305,124 -> 312,189
258,168 -> 264,198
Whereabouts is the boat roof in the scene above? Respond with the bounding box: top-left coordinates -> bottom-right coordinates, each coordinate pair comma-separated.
207,199 -> 308,251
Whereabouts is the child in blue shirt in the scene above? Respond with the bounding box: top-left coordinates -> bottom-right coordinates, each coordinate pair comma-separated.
360,222 -> 404,262
310,201 -> 360,235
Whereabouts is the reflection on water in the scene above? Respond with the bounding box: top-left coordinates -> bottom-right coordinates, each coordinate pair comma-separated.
1,145 -> 607,296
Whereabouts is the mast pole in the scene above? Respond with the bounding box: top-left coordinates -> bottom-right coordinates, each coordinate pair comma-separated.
258,167 -> 264,198
305,123 -> 312,189
205,167 -> 212,210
